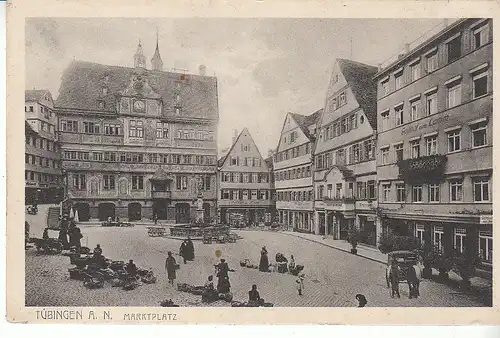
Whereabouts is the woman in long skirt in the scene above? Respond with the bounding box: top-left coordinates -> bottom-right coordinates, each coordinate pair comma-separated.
259,246 -> 269,272
165,251 -> 177,285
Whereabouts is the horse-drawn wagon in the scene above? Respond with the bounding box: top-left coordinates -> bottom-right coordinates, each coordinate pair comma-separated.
102,220 -> 134,227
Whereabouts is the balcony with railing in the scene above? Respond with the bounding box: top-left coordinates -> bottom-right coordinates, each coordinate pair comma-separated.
397,154 -> 447,183
320,196 -> 356,211
151,191 -> 172,199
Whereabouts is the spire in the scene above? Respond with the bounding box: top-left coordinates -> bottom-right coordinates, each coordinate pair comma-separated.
151,28 -> 163,71
134,39 -> 146,68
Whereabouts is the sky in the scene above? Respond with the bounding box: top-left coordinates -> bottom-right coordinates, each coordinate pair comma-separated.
26,18 -> 446,157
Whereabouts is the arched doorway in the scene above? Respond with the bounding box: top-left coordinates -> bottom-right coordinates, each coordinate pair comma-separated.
175,203 -> 190,224
203,203 -> 211,223
128,203 -> 142,221
74,202 -> 90,222
98,203 -> 115,221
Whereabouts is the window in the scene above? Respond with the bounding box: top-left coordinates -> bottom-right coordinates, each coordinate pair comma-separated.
471,121 -> 487,148
73,174 -> 86,190
429,184 -> 440,202
41,122 -> 46,131
381,147 -> 389,165
132,175 -> 144,190
364,139 -> 375,160
156,122 -> 169,138
410,140 -> 420,159
339,92 -> 346,106
447,35 -> 462,63
473,71 -> 488,98
317,185 -> 324,200
395,105 -> 404,126
357,182 -> 366,200
381,111 -> 390,131
425,135 -> 438,155
447,84 -> 461,108
104,123 -> 120,135
336,149 -> 346,165
129,120 -> 144,138
395,71 -> 403,90
447,129 -> 461,152
450,180 -> 463,202
290,131 -> 297,143
381,79 -> 389,96
327,184 -> 333,199
454,228 -> 467,253
434,226 -> 444,253
473,177 -> 490,202
83,121 -> 100,134
473,23 -> 489,49
427,52 -> 438,73
412,185 -> 423,202
367,180 -> 376,200
61,120 -> 78,132
416,225 -> 425,246
104,152 -> 117,162
92,152 -> 103,161
479,231 -> 493,263
176,176 -> 188,190
410,99 -> 420,121
411,63 -> 420,82
335,183 -> 342,199
395,143 -> 403,162
396,184 -> 406,202
426,92 -> 437,116
382,184 -> 391,202
103,175 -> 115,190
352,144 -> 360,163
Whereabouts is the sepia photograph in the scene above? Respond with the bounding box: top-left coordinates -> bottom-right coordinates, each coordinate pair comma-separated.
20,16 -> 493,310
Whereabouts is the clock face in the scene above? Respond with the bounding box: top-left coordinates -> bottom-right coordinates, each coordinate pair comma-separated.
134,100 -> 145,111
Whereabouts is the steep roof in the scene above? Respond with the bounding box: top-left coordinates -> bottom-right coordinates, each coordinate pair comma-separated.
217,155 -> 226,168
25,121 -> 38,135
55,60 -> 219,120
337,59 -> 378,130
290,108 -> 322,141
25,90 -> 51,102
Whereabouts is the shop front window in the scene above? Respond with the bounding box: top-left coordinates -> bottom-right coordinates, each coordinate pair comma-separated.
479,231 -> 492,264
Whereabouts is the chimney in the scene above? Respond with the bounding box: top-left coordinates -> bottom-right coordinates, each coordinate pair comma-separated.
443,19 -> 449,27
377,63 -> 382,71
198,65 -> 206,76
404,43 -> 410,53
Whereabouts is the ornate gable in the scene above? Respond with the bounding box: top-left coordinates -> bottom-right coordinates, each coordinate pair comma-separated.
120,73 -> 161,99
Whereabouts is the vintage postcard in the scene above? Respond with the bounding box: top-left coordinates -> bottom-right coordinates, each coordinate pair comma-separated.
6,0 -> 500,324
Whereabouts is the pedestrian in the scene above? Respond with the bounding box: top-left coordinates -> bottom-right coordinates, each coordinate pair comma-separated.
259,246 -> 269,272
389,259 -> 401,298
355,294 -> 367,307
93,244 -> 103,257
179,240 -> 187,264
58,227 -> 69,250
165,251 -> 177,285
296,273 -> 305,295
154,213 -> 158,225
186,237 -> 195,261
289,255 -> 295,271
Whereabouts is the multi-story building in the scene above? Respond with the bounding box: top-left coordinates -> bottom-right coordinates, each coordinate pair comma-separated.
217,128 -> 275,226
313,59 -> 379,244
374,19 -> 493,270
273,110 -> 322,232
55,39 -> 219,223
25,90 -> 63,204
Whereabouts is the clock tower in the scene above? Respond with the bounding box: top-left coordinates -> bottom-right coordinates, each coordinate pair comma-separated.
134,39 -> 146,69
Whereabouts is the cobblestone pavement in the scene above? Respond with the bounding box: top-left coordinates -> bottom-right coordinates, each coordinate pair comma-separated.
25,212 -> 487,307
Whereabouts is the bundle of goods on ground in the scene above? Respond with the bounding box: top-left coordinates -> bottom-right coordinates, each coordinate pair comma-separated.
239,254 -> 304,276
66,251 -> 156,290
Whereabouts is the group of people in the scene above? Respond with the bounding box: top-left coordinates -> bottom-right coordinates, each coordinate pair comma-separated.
179,238 -> 195,264
388,258 -> 421,299
55,215 -> 83,251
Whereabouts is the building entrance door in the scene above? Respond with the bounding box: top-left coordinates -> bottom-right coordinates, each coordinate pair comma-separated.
175,203 -> 190,223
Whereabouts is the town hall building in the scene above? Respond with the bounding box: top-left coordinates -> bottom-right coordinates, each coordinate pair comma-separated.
55,37 -> 219,223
